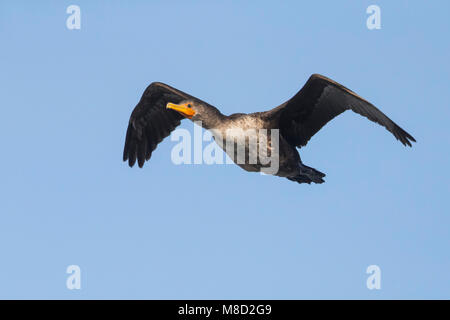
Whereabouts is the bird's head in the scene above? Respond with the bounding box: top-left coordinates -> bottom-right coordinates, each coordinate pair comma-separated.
166,100 -> 223,127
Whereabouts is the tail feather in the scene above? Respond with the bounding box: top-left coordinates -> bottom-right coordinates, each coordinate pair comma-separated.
287,165 -> 326,184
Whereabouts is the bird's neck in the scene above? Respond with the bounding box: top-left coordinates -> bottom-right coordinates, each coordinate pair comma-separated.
198,107 -> 226,129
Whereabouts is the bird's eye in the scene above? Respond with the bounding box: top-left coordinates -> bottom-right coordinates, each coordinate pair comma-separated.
187,104 -> 192,108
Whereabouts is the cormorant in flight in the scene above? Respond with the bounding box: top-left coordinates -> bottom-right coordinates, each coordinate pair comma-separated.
123,74 -> 415,184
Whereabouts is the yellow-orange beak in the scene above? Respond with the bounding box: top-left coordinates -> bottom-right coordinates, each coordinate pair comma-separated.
166,102 -> 195,119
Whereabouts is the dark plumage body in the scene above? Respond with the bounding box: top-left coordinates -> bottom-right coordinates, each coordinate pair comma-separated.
123,74 -> 415,184
209,113 -> 321,182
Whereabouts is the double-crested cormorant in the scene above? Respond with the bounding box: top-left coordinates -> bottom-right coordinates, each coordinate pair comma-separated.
123,74 -> 415,184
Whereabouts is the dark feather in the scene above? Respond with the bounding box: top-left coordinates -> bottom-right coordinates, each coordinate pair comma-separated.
123,82 -> 210,168
266,74 -> 416,148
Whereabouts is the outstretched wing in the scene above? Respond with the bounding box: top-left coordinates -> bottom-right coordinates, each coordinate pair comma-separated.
266,74 -> 416,148
123,82 -> 200,168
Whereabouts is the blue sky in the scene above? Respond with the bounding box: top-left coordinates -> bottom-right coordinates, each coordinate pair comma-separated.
0,1 -> 449,299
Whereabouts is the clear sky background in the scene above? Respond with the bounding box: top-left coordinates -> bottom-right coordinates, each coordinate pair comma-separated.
0,1 -> 449,299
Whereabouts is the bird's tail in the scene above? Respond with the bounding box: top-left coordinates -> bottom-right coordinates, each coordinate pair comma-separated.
287,165 -> 326,184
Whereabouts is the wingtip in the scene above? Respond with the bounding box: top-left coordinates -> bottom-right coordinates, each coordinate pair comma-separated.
128,157 -> 136,168
394,125 -> 416,147
405,134 -> 416,147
